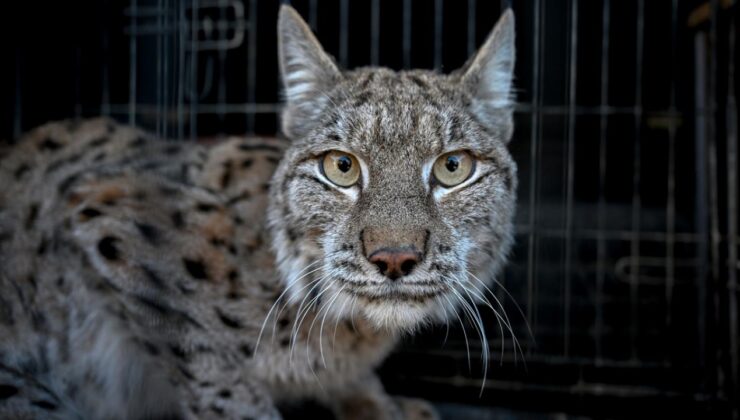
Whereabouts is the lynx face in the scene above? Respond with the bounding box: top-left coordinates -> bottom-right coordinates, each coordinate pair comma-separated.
269,6 -> 517,331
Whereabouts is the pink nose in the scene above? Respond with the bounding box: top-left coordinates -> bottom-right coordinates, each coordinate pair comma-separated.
368,248 -> 421,280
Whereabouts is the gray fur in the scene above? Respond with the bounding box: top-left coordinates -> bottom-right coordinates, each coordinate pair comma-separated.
0,5 -> 516,419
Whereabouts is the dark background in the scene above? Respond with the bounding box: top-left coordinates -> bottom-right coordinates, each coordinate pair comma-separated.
2,0 -> 738,418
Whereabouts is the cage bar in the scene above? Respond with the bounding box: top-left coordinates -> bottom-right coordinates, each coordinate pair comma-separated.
629,0 -> 644,365
596,0 -> 610,361
562,0 -> 578,358
526,0 -> 543,354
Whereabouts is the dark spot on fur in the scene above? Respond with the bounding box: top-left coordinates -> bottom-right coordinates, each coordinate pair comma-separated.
135,296 -> 174,317
58,173 -> 80,194
280,338 -> 290,347
215,308 -> 242,329
352,91 -> 372,107
438,244 -> 451,254
31,310 -> 47,331
261,183 -> 271,192
80,207 -> 103,219
408,74 -> 429,89
135,222 -> 160,245
211,405 -> 225,415
169,344 -> 188,360
226,191 -> 251,206
266,156 -> 280,165
39,138 -> 62,151
178,365 -> 195,380
240,159 -> 253,169
278,318 -> 290,328
141,265 -> 166,289
328,133 -> 341,141
171,211 -> 185,229
92,152 -> 107,162
25,203 -> 39,229
226,191 -> 252,206
89,136 -> 109,148
196,203 -> 216,212
13,163 -> 30,179
220,167 -> 233,189
502,170 -> 514,192
97,236 -> 121,261
217,389 -> 232,399
183,258 -> 208,280
227,270 -> 238,281
142,341 -> 161,356
239,343 -> 254,357
36,238 -> 48,255
339,260 -> 360,272
31,400 -> 57,410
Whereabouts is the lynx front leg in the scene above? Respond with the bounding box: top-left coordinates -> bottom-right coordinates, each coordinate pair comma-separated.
329,374 -> 438,420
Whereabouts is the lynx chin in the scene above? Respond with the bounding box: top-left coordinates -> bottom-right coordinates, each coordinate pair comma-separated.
0,5 -> 518,420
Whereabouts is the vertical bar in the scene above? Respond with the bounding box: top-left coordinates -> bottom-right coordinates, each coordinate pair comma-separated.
433,0 -> 443,70
629,0 -> 644,363
163,0 -> 170,139
246,0 -> 257,134
339,0 -> 349,67
596,0 -> 611,360
694,30 -> 710,395
129,0 -> 138,125
156,0 -> 164,137
190,0 -> 199,139
177,0 -> 186,139
466,0 -> 476,57
309,0 -> 318,30
725,17 -> 739,418
218,0 -> 227,132
371,0 -> 380,65
526,0 -> 543,350
13,49 -> 22,139
402,0 -> 412,69
101,0 -> 111,116
664,0 -> 678,349
706,0 -> 724,399
563,0 -> 578,358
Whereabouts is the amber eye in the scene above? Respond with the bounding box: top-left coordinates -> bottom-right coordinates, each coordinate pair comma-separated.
432,151 -> 475,187
322,150 -> 361,187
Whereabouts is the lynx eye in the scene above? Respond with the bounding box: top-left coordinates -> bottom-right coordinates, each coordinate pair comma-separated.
432,151 -> 475,187
322,150 -> 361,187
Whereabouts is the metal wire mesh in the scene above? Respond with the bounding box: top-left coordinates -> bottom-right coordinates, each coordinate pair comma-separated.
3,0 -> 738,417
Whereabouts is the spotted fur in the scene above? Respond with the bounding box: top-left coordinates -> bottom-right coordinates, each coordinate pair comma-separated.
0,6 -> 516,420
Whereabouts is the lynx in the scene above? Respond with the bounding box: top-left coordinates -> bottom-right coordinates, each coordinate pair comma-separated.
0,6 -> 517,419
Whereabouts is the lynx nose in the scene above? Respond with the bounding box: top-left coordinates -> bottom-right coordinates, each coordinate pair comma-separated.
368,248 -> 421,281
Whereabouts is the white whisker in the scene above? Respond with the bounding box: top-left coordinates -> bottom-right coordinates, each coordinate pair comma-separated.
254,261 -> 322,354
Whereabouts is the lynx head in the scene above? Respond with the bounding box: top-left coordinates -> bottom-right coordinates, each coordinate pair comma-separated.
268,5 -> 517,331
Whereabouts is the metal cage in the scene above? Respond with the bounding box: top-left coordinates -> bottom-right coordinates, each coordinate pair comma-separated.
3,0 -> 738,418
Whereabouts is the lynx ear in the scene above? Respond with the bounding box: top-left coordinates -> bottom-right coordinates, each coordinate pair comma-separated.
278,5 -> 341,139
460,9 -> 516,140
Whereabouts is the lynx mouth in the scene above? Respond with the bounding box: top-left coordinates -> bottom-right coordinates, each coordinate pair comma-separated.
341,283 -> 445,303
